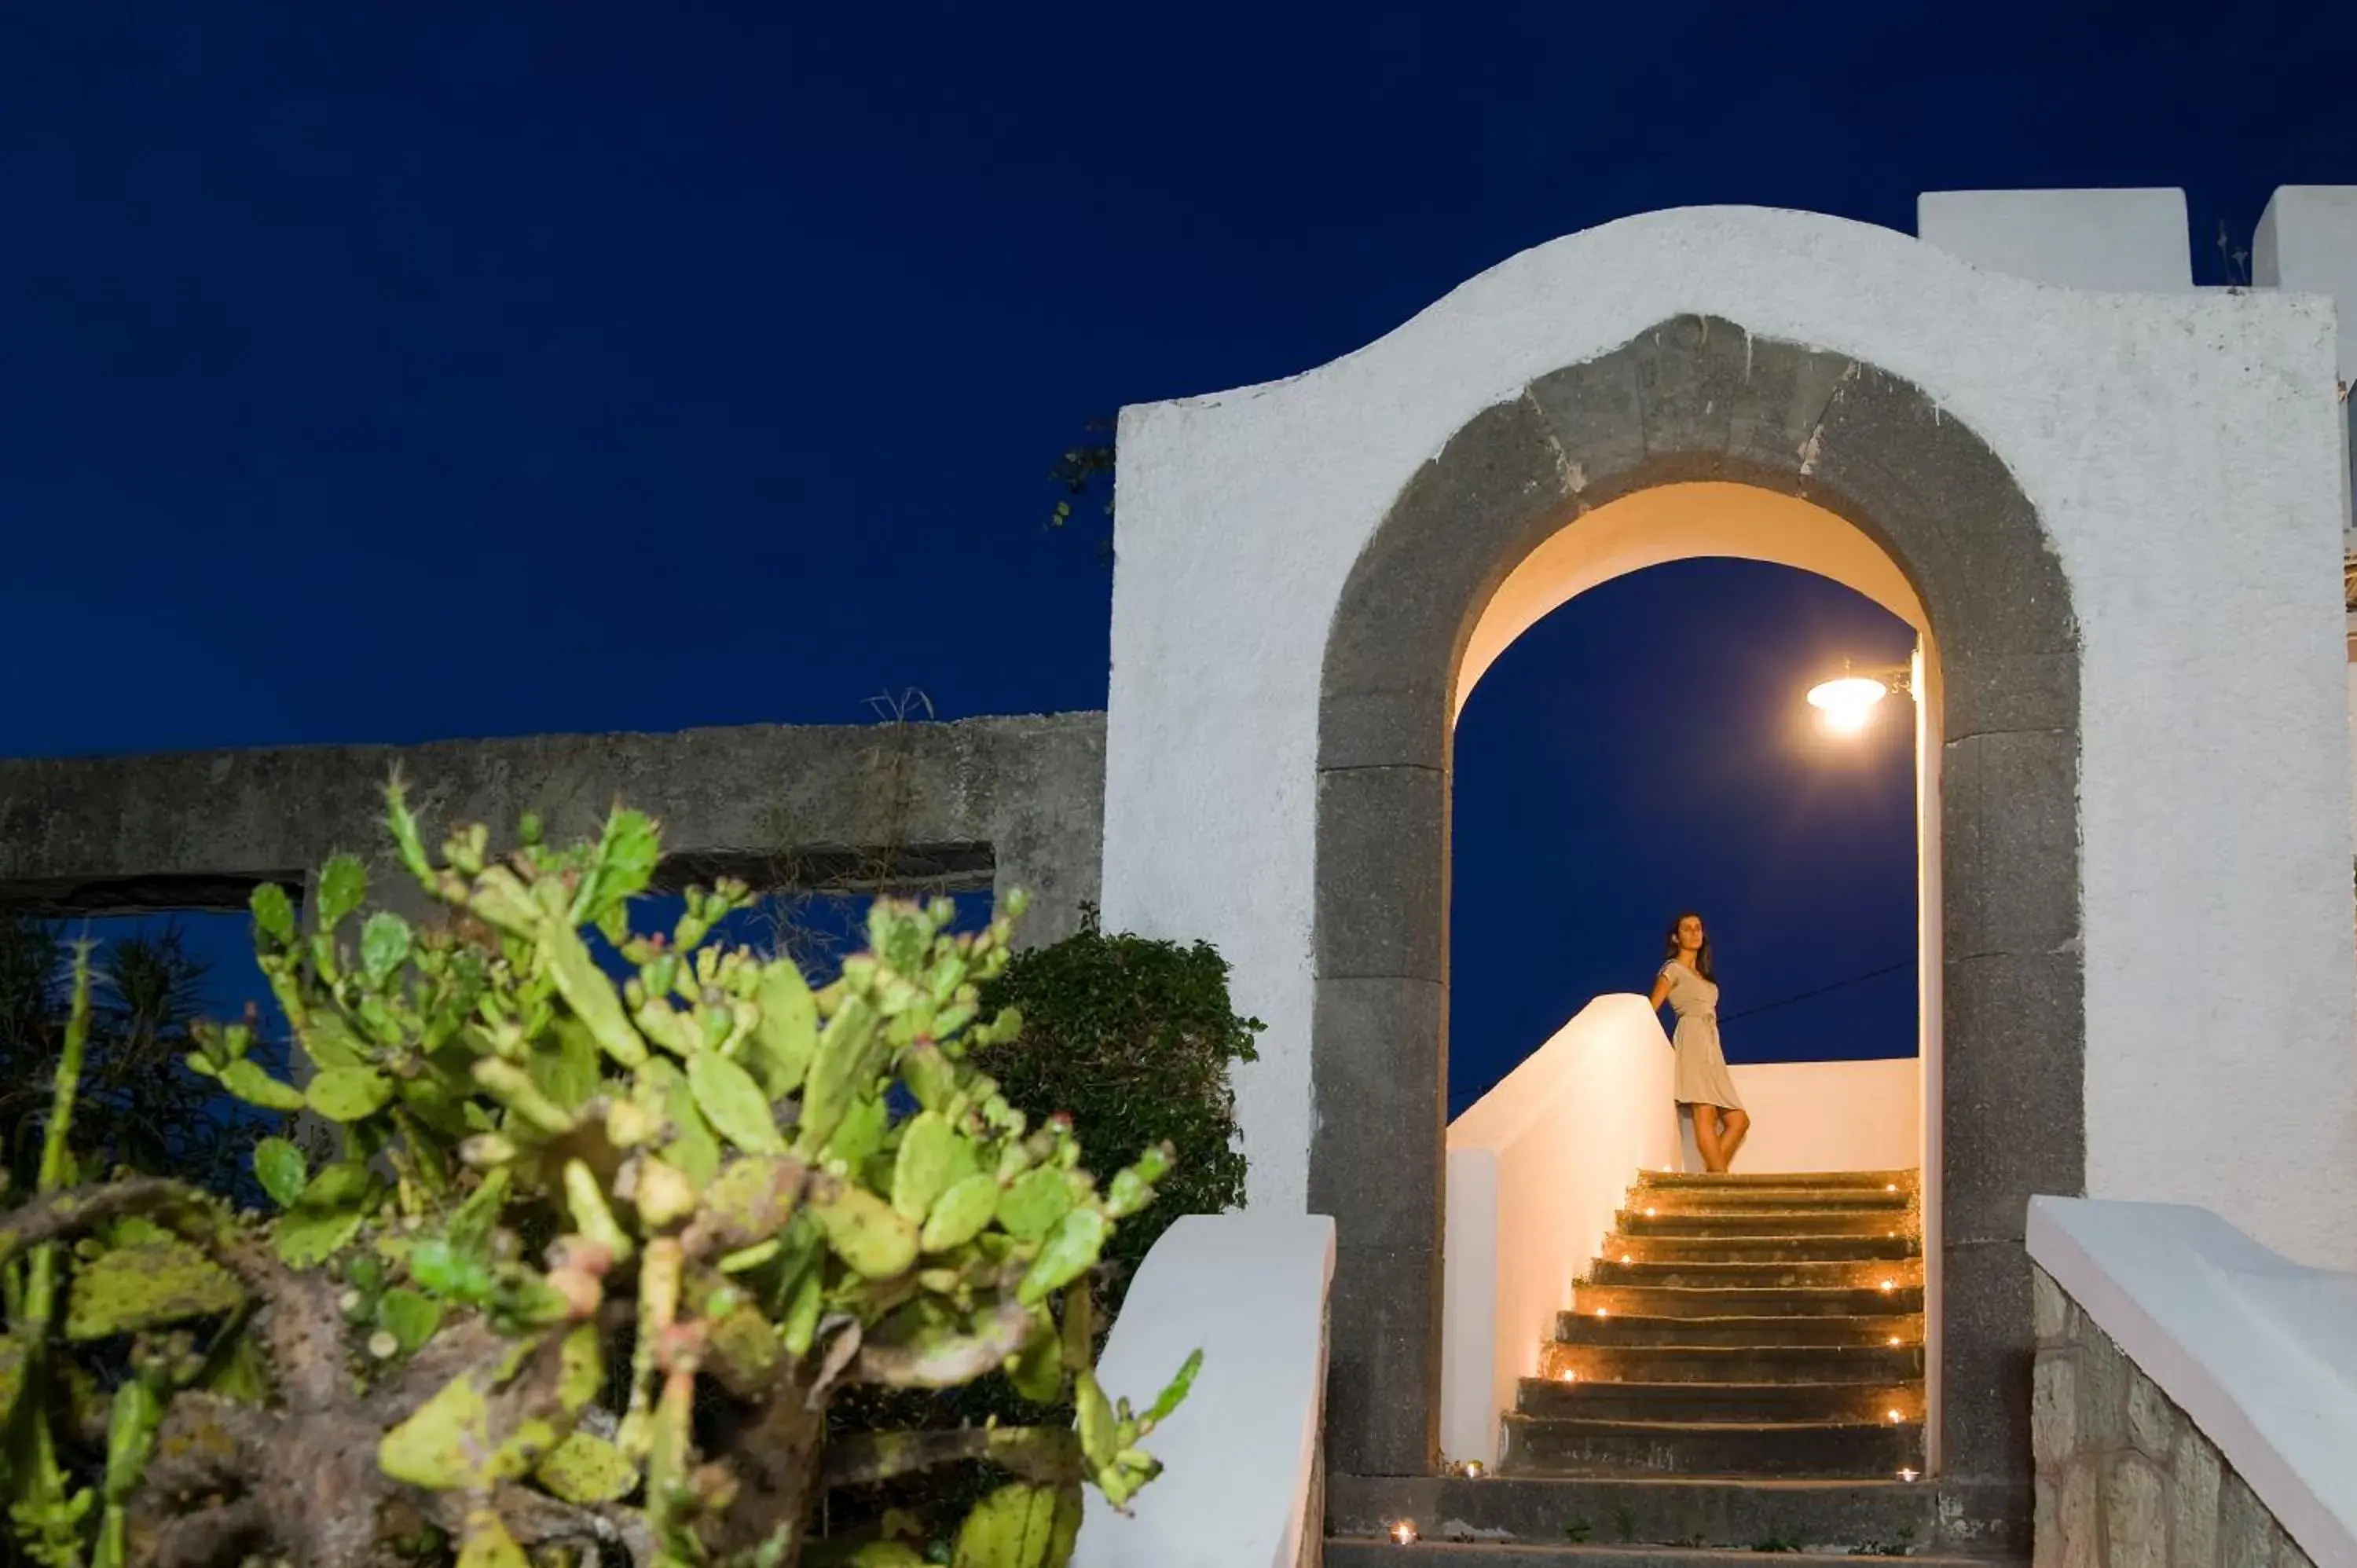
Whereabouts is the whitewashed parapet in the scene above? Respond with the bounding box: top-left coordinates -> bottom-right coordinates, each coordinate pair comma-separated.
2026,1198 -> 2355,1568
1072,1212 -> 1337,1568
1916,188 -> 2196,291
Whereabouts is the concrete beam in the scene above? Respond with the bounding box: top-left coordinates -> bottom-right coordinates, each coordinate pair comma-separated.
0,712 -> 1107,947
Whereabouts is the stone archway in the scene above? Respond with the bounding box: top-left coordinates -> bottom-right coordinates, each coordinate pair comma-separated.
1311,315 -> 2082,1529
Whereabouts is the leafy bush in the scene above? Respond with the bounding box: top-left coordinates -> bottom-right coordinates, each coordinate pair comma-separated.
973,912 -> 1259,1306
0,782 -> 1193,1568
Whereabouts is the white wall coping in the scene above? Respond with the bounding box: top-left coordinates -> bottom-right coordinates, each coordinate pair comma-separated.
2026,1196 -> 2357,1568
1073,1211 -> 1337,1568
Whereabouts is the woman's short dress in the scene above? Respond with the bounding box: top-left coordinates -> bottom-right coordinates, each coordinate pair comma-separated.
1659,960 -> 1744,1111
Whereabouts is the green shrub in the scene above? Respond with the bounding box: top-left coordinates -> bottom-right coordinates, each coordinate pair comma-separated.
973,911 -> 1259,1308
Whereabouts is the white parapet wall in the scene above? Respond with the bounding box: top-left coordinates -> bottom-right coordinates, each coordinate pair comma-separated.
1679,1057 -> 1923,1175
2256,187 -> 2357,531
2026,1196 -> 2357,1568
1073,1211 -> 1337,1568
1916,188 -> 2196,291
1442,996 -> 1681,1468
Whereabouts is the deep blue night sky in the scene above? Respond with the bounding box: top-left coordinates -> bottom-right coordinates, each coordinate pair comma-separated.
5,3 -> 2352,1111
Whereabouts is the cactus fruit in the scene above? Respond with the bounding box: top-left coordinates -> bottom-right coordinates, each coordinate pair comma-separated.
0,780 -> 1193,1567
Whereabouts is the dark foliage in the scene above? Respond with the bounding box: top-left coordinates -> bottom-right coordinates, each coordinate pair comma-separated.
0,916 -> 270,1203
970,910 -> 1259,1304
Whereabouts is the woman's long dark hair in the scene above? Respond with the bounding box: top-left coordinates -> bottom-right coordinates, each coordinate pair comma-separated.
1663,911 -> 1714,982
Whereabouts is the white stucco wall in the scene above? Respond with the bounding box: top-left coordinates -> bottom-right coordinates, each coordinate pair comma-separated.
1680,1057 -> 1923,1175
1101,202 -> 2357,1269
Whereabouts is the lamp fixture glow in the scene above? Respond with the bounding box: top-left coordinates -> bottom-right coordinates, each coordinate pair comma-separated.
1807,674 -> 1889,731
1898,1468 -> 1920,1483
1805,656 -> 1916,734
1391,1521 -> 1420,1544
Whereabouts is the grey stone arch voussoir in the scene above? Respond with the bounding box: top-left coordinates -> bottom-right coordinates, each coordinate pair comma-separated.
1310,315 -> 2083,1514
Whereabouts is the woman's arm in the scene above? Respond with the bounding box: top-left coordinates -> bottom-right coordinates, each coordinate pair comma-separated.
1648,968 -> 1673,1013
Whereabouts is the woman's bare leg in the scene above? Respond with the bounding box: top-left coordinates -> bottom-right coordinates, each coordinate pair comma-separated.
1719,1108 -> 1752,1167
1692,1105 -> 1727,1173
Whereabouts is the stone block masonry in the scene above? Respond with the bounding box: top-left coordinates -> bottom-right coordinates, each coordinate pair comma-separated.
2032,1268 -> 2318,1568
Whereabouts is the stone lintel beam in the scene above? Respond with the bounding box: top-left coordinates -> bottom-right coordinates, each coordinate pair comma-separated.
0,713 -> 1106,947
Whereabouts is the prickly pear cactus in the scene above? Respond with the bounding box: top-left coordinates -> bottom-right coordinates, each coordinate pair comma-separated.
0,779 -> 1197,1568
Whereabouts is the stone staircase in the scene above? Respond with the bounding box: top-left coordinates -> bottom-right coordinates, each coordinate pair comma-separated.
1326,1168 -> 2020,1564
1506,1167 -> 1926,1478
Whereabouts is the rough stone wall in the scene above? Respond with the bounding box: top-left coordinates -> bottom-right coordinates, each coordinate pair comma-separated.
2033,1267 -> 2319,1568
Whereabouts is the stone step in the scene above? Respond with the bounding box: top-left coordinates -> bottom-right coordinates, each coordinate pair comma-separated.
1552,1312 -> 1921,1350
1626,1189 -> 1914,1214
1637,1169 -> 1917,1192
1618,1210 -> 1912,1239
1571,1283 -> 1924,1319
1326,1472 -> 2029,1557
1543,1340 -> 1923,1386
1516,1379 -> 1923,1424
1589,1258 -> 1924,1291
1327,1544 -> 1997,1566
1607,1233 -> 1920,1265
1500,1415 -> 1924,1478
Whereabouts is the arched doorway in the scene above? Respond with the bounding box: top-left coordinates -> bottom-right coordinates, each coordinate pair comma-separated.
1311,317 -> 2080,1535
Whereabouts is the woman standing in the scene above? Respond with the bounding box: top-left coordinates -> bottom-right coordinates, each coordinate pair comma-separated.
1648,911 -> 1752,1174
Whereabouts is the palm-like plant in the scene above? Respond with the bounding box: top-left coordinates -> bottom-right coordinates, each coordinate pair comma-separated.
0,918 -> 269,1203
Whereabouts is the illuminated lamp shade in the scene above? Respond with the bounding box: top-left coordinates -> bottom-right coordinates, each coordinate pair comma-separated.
1805,674 -> 1890,732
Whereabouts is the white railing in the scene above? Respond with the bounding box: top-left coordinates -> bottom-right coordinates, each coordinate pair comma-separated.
1073,1212 -> 1337,1568
1441,995 -> 1681,1468
2028,1197 -> 2357,1568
